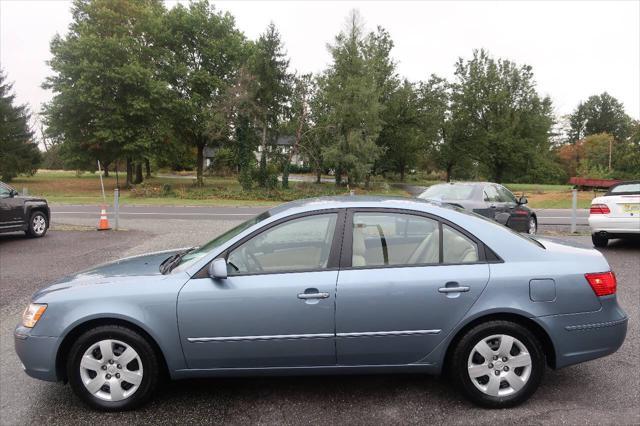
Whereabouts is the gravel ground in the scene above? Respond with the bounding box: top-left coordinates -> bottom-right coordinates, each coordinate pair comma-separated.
0,217 -> 638,425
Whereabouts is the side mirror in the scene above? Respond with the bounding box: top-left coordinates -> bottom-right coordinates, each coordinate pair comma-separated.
518,195 -> 528,205
208,258 -> 228,279
10,189 -> 18,197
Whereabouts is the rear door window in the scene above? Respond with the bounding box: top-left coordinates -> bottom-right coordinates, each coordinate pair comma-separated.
351,212 -> 439,267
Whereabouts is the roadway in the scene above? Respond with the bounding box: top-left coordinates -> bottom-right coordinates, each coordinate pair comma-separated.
50,204 -> 590,226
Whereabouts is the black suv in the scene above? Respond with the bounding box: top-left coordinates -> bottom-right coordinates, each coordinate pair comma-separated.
0,181 -> 50,237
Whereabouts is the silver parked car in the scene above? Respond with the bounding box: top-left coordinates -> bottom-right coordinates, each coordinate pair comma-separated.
15,197 -> 627,411
417,182 -> 538,234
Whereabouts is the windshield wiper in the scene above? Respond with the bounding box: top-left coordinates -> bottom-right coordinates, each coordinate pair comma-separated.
159,247 -> 195,274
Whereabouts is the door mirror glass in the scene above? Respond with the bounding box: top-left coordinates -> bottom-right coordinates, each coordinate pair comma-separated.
518,195 -> 528,205
208,258 -> 228,279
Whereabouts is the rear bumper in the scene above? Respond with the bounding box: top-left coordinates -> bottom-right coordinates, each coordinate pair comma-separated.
14,326 -> 59,382
535,297 -> 628,369
589,215 -> 640,234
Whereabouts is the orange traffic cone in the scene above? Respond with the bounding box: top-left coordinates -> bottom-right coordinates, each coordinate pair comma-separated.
97,206 -> 111,231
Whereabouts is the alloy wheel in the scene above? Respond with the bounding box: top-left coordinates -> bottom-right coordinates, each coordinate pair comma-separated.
467,334 -> 532,397
32,215 -> 46,235
79,339 -> 143,402
528,217 -> 537,235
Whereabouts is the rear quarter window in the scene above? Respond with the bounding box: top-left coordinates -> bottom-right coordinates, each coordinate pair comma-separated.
607,183 -> 640,195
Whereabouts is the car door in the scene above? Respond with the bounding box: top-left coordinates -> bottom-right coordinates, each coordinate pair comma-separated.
477,185 -> 509,224
336,210 -> 490,366
495,185 -> 526,231
177,210 -> 344,369
0,184 -> 24,231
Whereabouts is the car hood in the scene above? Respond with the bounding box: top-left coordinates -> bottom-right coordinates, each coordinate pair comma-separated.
16,195 -> 48,203
32,249 -> 184,299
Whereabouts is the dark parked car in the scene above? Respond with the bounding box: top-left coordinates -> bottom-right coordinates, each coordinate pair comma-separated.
0,181 -> 50,237
418,182 -> 537,234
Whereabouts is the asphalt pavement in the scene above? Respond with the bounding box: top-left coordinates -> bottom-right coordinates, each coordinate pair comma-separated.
0,217 -> 638,425
49,204 -> 589,226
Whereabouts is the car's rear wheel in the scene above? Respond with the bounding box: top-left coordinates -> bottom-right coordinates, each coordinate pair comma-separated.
592,233 -> 609,248
26,211 -> 48,237
528,216 -> 537,235
67,325 -> 159,411
450,320 -> 545,408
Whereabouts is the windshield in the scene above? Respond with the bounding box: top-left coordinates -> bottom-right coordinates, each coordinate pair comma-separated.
608,183 -> 640,195
419,184 -> 475,201
173,211 -> 271,271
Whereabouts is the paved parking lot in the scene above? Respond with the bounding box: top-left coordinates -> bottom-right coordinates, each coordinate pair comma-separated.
0,218 -> 638,425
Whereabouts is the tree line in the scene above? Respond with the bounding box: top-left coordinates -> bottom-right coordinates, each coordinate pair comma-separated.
1,0 -> 638,184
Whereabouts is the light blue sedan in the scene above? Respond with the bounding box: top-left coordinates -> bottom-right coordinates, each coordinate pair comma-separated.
15,197 -> 627,411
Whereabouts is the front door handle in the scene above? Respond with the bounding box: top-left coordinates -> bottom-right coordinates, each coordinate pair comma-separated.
438,285 -> 470,293
297,291 -> 330,300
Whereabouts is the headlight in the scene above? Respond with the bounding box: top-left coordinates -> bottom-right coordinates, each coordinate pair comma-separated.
22,303 -> 47,328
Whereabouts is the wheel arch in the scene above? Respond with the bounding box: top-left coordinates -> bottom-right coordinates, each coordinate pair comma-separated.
442,312 -> 557,372
55,317 -> 170,382
25,203 -> 50,222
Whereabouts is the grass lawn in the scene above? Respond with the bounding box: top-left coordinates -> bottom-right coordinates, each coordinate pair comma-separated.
9,170 -> 597,209
10,170 -> 408,206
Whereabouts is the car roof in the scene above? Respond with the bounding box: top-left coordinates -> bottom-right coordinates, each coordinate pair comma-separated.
267,195 -> 449,216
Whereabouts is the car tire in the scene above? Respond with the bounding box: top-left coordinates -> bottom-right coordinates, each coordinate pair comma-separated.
26,211 -> 48,237
592,233 -> 608,248
66,325 -> 160,411
450,320 -> 545,408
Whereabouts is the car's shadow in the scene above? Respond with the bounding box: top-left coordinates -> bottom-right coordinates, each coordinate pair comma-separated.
0,232 -> 28,242
23,366 -> 590,423
603,236 -> 640,251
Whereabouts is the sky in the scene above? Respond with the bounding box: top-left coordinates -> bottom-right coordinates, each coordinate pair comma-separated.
1,0 -> 639,121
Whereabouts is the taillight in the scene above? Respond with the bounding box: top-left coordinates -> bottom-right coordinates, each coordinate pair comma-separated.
585,271 -> 617,296
590,204 -> 610,214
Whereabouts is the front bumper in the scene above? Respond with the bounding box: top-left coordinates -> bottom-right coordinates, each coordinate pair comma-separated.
535,297 -> 628,369
588,215 -> 640,234
14,326 -> 59,382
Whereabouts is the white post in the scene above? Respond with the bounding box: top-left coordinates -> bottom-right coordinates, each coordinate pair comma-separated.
571,189 -> 577,234
97,160 -> 106,204
113,188 -> 119,231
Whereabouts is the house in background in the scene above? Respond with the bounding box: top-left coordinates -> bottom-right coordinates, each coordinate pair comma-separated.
203,146 -> 218,169
204,136 -> 305,171
255,136 -> 304,166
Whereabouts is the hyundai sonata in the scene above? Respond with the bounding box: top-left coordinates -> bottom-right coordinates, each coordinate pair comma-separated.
15,197 -> 627,411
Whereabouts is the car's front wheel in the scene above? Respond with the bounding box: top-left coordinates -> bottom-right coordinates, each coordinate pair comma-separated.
450,320 -> 545,408
66,325 -> 160,411
26,211 -> 48,237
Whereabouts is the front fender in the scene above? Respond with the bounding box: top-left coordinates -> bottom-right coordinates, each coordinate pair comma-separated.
29,276 -> 190,376
24,201 -> 50,221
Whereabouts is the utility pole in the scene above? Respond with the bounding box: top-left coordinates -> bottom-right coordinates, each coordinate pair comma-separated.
608,138 -> 613,171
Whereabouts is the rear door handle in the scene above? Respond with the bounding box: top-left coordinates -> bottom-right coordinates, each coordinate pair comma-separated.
438,286 -> 470,293
297,292 -> 330,300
